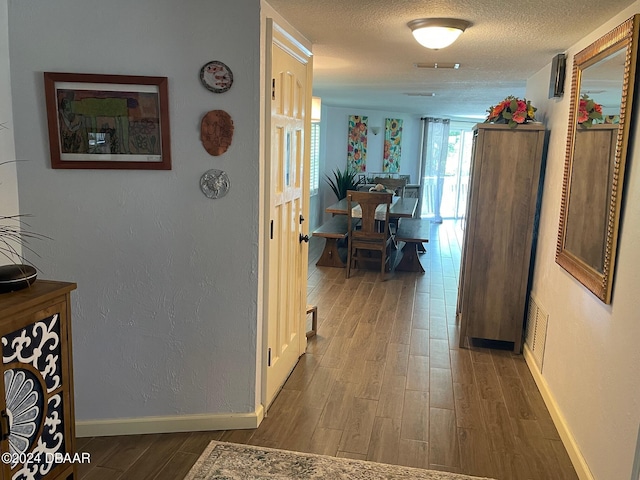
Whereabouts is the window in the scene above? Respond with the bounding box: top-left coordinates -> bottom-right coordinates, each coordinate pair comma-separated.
310,122 -> 320,196
443,123 -> 474,219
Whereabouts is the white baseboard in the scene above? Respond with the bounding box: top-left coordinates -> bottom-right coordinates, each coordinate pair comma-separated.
76,404 -> 265,438
523,345 -> 594,480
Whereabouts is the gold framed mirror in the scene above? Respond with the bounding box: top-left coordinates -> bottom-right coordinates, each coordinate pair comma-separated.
556,15 -> 639,303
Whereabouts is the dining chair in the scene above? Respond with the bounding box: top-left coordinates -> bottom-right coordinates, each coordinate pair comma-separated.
346,190 -> 394,279
373,177 -> 408,197
373,177 -> 408,239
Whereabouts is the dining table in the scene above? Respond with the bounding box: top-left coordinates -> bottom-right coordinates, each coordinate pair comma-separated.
325,196 -> 418,219
319,195 -> 420,270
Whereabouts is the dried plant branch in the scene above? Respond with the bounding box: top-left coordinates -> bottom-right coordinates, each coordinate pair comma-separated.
2,126 -> 50,269
0,215 -> 50,269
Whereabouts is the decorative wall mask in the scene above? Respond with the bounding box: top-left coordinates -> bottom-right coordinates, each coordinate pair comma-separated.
200,110 -> 234,156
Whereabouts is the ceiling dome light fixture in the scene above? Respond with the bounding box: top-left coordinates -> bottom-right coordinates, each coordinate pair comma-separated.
407,18 -> 471,50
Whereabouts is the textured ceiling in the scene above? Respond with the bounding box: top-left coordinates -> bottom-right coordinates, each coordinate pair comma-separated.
267,0 -> 636,120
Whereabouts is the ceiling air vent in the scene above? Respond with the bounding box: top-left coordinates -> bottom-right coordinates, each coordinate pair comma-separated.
414,63 -> 460,69
405,92 -> 435,97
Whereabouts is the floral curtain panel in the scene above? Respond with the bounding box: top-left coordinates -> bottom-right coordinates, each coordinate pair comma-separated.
383,118 -> 403,172
347,115 -> 367,172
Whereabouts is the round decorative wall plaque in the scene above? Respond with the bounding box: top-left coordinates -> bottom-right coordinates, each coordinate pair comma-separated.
200,169 -> 230,199
200,110 -> 234,156
199,60 -> 233,93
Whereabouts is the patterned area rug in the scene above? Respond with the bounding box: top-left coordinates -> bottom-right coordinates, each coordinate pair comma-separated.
185,441 -> 496,480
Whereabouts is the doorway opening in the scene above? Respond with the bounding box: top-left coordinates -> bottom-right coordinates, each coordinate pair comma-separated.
439,122 -> 474,221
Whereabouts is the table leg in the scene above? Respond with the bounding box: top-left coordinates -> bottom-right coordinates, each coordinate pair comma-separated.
395,241 -> 425,273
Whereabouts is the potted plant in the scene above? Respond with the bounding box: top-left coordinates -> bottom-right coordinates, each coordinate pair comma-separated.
577,94 -> 603,128
485,96 -> 537,128
324,166 -> 362,200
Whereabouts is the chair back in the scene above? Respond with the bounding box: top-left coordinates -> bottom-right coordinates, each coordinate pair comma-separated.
346,190 -> 393,278
346,190 -> 392,238
373,177 -> 408,197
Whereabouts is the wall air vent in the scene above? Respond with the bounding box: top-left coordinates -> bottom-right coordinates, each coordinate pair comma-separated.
405,92 -> 435,97
414,63 -> 460,69
525,294 -> 549,372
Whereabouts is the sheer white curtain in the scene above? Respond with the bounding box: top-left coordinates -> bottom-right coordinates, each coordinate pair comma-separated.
418,117 -> 450,221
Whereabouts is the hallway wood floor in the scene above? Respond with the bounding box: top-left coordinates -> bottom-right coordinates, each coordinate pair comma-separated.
76,221 -> 578,480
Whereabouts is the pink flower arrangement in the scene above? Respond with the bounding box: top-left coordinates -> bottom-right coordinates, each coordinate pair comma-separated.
485,96 -> 537,128
577,94 -> 603,128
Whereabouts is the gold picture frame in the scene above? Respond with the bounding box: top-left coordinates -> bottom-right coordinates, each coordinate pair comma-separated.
556,15 -> 639,303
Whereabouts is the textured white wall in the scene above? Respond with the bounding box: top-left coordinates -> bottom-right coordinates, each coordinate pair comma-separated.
526,3 -> 640,479
318,106 -> 421,224
0,0 -> 20,262
8,0 -> 261,420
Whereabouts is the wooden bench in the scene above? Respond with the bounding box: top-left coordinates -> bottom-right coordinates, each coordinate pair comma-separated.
312,216 -> 350,268
394,218 -> 430,272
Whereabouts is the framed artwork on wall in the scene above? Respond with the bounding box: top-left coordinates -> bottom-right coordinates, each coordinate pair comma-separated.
43,72 -> 172,170
347,115 -> 367,172
383,118 -> 403,172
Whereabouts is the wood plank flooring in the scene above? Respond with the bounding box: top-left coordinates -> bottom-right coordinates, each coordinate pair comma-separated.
77,221 -> 578,480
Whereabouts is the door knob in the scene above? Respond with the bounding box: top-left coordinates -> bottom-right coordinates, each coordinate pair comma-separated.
299,234 -> 310,243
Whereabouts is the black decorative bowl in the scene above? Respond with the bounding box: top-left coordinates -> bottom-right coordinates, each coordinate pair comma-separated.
0,264 -> 37,294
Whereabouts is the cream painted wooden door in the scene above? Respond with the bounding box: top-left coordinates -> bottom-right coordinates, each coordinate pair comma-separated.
264,22 -> 311,407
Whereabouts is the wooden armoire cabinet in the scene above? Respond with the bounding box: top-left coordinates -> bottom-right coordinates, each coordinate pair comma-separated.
0,280 -> 77,480
457,123 -> 546,353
